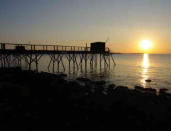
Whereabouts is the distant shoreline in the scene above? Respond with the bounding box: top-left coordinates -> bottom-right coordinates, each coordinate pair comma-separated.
111,52 -> 171,55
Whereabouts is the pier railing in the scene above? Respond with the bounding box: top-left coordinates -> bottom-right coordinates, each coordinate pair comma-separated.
0,43 -> 110,53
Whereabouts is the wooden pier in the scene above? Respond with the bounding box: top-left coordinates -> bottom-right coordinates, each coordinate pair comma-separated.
0,43 -> 116,73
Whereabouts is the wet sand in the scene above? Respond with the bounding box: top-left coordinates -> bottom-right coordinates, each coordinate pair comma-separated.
0,67 -> 171,131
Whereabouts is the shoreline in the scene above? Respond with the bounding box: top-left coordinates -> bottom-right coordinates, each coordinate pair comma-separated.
0,67 -> 171,130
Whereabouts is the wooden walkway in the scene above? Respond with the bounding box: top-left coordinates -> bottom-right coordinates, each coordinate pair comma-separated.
0,43 -> 110,54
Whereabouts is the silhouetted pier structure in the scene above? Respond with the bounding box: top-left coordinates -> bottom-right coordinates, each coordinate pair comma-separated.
0,42 -> 116,72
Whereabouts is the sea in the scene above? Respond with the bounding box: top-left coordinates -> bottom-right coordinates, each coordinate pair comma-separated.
22,53 -> 171,90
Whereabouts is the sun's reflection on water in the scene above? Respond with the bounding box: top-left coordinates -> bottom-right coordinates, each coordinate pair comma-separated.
141,54 -> 150,87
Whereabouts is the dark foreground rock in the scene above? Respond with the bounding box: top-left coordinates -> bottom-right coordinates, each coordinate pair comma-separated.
0,67 -> 171,131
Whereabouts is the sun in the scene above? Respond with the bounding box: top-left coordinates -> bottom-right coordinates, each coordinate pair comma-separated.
140,39 -> 153,50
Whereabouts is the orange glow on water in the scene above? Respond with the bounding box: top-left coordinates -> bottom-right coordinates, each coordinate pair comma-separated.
142,53 -> 149,68
141,54 -> 150,87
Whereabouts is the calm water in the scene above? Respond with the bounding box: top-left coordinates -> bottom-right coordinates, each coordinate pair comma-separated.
24,54 -> 171,90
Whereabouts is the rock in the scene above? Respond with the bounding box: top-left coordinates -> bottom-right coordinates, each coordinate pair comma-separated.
135,86 -> 156,94
20,86 -> 30,96
1,67 -> 171,130
108,84 -> 116,89
92,80 -> 106,86
56,73 -> 67,77
94,86 -> 104,94
76,77 -> 91,82
159,88 -> 168,94
67,81 -> 82,89
114,86 -> 130,95
135,86 -> 144,91
145,88 -> 156,93
145,79 -> 151,82
107,84 -> 116,95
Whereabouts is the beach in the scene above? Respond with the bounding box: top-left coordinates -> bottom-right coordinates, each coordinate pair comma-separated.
0,67 -> 171,130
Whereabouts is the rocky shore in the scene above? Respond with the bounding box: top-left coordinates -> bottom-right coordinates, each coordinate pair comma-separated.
0,67 -> 171,131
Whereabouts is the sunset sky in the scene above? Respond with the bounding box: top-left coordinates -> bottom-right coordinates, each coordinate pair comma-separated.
1,0 -> 171,54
